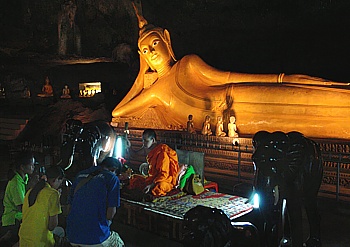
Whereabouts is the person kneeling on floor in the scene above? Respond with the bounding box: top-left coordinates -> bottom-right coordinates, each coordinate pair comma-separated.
19,166 -> 66,247
66,157 -> 124,247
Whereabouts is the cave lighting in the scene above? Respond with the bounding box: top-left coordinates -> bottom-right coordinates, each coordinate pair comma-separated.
114,136 -> 123,159
79,82 -> 102,97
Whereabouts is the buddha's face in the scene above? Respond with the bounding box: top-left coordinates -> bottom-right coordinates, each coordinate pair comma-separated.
139,32 -> 171,69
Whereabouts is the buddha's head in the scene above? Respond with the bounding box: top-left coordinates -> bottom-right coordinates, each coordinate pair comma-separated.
133,3 -> 176,70
45,76 -> 50,84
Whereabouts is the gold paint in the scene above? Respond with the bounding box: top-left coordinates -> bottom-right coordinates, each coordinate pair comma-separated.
112,9 -> 350,139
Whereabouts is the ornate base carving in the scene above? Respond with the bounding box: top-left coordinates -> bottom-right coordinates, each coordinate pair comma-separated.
111,108 -> 184,130
114,128 -> 350,201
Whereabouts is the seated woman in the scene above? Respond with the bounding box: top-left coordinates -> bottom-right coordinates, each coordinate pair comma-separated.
111,5 -> 350,139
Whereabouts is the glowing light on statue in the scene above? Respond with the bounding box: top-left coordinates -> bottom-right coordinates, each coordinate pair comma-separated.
114,136 -> 123,159
252,193 -> 260,209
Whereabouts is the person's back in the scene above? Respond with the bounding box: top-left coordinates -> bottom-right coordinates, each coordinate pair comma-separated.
19,183 -> 61,246
66,157 -> 123,246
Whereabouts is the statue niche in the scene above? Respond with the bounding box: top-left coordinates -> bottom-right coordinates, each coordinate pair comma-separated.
111,2 -> 350,139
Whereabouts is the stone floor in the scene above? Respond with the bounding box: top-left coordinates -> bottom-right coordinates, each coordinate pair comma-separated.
1,142 -> 350,247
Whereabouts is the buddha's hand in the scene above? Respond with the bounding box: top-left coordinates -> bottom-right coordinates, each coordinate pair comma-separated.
139,54 -> 150,75
285,74 -> 339,85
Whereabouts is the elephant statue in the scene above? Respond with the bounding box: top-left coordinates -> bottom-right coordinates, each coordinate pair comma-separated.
252,131 -> 323,247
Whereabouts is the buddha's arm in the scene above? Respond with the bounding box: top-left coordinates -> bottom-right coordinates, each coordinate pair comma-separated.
186,54 -> 278,84
230,72 -> 349,86
112,89 -> 163,117
231,69 -> 349,86
189,54 -> 348,86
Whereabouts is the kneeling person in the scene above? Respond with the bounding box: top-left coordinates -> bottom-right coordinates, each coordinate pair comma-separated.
66,157 -> 124,246
19,166 -> 65,247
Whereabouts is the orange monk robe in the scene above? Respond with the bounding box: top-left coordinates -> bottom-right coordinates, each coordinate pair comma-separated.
128,144 -> 179,196
145,144 -> 179,196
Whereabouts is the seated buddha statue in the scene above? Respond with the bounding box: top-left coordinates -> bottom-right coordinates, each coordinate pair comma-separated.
187,114 -> 196,134
38,76 -> 54,97
61,84 -> 71,99
112,4 -> 350,139
215,116 -> 226,137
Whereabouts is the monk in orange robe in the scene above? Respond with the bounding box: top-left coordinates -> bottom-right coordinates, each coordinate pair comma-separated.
128,129 -> 179,197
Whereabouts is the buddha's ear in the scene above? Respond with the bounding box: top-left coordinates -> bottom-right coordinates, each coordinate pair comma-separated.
163,29 -> 177,62
163,29 -> 171,44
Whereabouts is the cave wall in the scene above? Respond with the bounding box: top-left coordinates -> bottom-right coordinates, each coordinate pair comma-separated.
1,0 -> 350,80
0,0 -> 138,56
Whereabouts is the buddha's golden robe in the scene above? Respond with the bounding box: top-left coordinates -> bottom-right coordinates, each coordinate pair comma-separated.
113,3 -> 350,139
129,144 -> 179,196
112,54 -> 350,139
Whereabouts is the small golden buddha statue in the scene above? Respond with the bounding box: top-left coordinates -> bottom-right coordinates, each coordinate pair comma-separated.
61,84 -> 71,99
38,76 -> 53,97
215,116 -> 226,137
187,114 -> 196,134
228,116 -> 238,138
201,115 -> 212,136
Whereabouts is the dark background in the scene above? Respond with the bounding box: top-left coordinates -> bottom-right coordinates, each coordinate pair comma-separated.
1,0 -> 350,80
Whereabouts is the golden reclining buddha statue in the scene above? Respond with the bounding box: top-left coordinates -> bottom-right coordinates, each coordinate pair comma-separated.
111,4 -> 350,139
